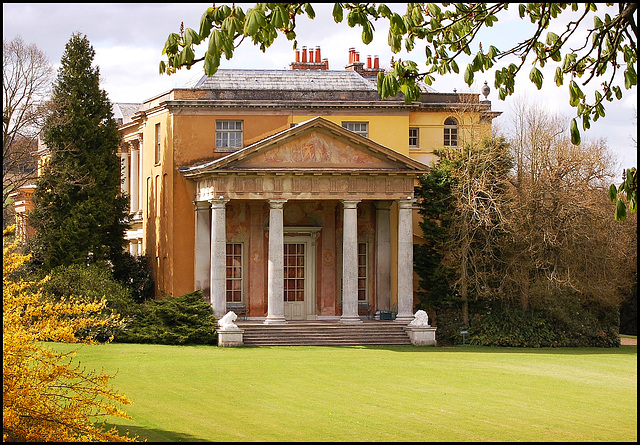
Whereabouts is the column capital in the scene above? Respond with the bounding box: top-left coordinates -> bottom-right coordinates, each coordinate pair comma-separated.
341,199 -> 361,209
375,200 -> 392,211
268,199 -> 287,209
398,198 -> 416,209
194,200 -> 211,211
209,197 -> 230,208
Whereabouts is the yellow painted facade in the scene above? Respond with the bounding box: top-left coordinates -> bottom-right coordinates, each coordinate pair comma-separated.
116,52 -> 498,321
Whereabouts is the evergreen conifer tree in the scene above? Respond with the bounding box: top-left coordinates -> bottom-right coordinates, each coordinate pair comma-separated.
29,33 -> 129,272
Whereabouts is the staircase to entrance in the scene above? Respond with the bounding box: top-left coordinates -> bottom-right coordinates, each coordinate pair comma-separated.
235,320 -> 412,346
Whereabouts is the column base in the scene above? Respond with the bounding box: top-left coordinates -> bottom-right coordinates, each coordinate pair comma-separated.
394,315 -> 413,324
339,316 -> 363,324
264,315 -> 287,324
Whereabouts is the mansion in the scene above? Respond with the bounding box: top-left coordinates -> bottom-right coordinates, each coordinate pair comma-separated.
17,46 -> 499,324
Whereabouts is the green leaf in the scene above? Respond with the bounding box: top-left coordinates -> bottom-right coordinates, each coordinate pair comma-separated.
569,80 -> 583,107
614,198 -> 627,221
624,68 -> 637,89
199,13 -> 213,39
362,21 -> 374,44
203,52 -> 219,76
554,67 -> 564,86
464,64 -> 474,85
570,118 -> 581,145
244,8 -> 266,36
304,3 -> 315,19
608,184 -> 619,203
184,28 -> 200,47
518,4 -> 526,17
529,67 -> 543,89
332,3 -> 343,22
390,13 -> 406,34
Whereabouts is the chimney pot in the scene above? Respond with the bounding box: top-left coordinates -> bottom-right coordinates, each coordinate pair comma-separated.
302,46 -> 307,63
355,52 -> 360,62
295,49 -> 300,63
374,56 -> 379,69
324,59 -> 329,70
309,51 -> 314,63
315,46 -> 321,64
367,55 -> 372,69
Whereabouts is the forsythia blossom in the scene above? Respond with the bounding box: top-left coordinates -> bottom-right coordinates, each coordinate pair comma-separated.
3,227 -> 138,442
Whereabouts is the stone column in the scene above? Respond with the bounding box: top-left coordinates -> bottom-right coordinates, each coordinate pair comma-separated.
194,200 -> 211,301
120,150 -> 129,196
396,199 -> 415,323
265,199 -> 287,324
129,147 -> 139,214
375,201 -> 392,315
210,198 -> 229,318
136,137 -> 143,214
340,199 -> 362,324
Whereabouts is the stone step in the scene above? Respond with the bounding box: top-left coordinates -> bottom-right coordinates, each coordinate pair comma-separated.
235,321 -> 412,346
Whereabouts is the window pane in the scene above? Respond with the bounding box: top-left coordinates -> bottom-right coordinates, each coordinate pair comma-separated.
216,120 -> 243,150
225,243 -> 243,303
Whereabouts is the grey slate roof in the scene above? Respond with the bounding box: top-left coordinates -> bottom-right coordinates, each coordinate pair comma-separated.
113,102 -> 141,124
181,69 -> 437,93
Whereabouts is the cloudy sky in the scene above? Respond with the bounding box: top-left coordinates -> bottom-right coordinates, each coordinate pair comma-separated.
3,3 -> 637,170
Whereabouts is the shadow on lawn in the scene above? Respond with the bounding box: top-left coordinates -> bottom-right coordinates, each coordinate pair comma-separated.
107,423 -> 206,442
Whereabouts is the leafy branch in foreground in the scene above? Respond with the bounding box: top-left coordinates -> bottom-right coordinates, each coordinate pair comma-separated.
160,3 -> 636,148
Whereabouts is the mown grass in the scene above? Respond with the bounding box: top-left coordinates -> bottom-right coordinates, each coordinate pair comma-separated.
52,342 -> 637,442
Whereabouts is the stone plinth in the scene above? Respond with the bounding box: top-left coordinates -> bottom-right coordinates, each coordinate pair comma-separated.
217,328 -> 244,347
404,326 -> 437,346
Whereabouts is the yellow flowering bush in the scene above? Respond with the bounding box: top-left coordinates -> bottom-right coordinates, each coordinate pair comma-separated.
3,226 -> 137,442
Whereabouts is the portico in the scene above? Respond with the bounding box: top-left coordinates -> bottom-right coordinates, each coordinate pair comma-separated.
180,117 -> 428,323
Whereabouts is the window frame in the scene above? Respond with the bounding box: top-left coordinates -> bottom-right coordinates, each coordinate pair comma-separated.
216,120 -> 244,152
409,127 -> 419,149
154,123 -> 161,165
342,121 -> 369,138
357,242 -> 368,302
444,117 -> 459,147
225,242 -> 244,303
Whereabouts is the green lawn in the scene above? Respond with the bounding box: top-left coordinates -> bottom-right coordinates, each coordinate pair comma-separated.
52,342 -> 637,442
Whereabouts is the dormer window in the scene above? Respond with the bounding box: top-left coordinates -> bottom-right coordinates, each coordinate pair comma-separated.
444,117 -> 458,147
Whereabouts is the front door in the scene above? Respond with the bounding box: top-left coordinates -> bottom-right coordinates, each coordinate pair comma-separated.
283,236 -> 315,320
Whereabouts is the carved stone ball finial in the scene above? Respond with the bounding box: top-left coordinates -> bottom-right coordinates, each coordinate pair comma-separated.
481,80 -> 490,100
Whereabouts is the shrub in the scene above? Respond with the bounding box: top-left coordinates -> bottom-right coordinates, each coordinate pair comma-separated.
465,297 -> 620,348
112,253 -> 155,304
39,262 -> 136,341
42,263 -> 135,309
114,291 -> 217,345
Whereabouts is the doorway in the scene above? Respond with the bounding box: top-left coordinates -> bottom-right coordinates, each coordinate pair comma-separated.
283,235 -> 316,320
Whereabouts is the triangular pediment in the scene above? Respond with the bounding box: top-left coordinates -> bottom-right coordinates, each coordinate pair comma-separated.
180,117 -> 428,178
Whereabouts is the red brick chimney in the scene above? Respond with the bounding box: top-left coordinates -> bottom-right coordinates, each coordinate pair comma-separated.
290,45 -> 329,71
345,48 -> 384,78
